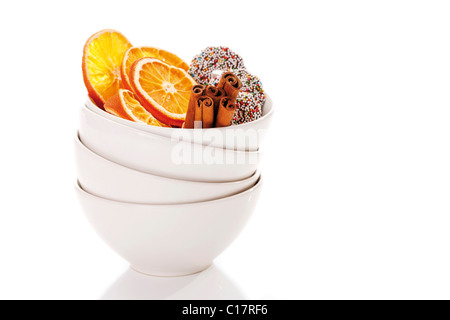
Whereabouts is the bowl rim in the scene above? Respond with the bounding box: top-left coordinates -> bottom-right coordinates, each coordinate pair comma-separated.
75,174 -> 263,208
81,105 -> 261,155
85,94 -> 273,133
75,132 -> 259,185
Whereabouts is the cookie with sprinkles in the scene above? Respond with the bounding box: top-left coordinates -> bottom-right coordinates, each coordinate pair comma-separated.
189,47 -> 245,85
233,92 -> 264,125
209,69 -> 266,125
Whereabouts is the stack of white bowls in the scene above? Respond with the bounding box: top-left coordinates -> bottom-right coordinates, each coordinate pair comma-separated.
75,96 -> 273,276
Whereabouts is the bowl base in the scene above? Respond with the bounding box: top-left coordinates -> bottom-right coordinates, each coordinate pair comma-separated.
130,264 -> 213,278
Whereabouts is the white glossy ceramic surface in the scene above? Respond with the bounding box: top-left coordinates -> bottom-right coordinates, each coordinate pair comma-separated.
75,133 -> 259,204
85,95 -> 273,152
79,105 -> 260,182
75,177 -> 263,276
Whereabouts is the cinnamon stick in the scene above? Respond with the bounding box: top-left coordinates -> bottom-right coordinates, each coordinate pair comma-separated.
194,98 -> 203,129
218,72 -> 242,102
184,84 -> 205,129
201,96 -> 214,128
215,97 -> 237,128
205,85 -> 225,114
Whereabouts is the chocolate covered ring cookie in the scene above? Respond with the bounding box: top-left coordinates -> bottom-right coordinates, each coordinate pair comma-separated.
189,47 -> 245,85
209,69 -> 266,125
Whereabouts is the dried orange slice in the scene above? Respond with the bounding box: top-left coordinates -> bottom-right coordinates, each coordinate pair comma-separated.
104,89 -> 167,127
82,29 -> 132,108
130,58 -> 196,127
121,46 -> 189,90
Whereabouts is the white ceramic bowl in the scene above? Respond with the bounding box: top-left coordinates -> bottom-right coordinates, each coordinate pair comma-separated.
85,95 -> 273,152
75,132 -> 260,204
79,105 -> 260,182
75,176 -> 263,276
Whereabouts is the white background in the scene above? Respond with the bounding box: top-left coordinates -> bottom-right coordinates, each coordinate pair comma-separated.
0,0 -> 449,300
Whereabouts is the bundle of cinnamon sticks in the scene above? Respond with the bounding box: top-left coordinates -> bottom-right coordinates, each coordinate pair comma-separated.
184,72 -> 242,129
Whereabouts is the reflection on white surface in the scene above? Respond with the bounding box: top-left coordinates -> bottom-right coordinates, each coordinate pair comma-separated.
101,265 -> 247,300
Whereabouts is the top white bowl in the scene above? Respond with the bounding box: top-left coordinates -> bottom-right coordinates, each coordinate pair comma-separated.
85,95 -> 273,152
79,105 -> 260,182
